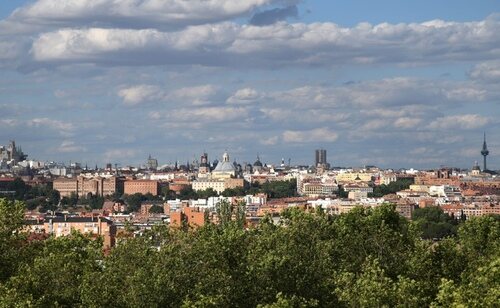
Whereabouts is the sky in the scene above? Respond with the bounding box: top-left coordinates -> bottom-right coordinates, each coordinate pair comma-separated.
0,0 -> 499,169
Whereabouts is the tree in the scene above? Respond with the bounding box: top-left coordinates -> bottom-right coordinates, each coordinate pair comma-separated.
261,180 -> 297,198
457,215 -> 500,265
337,186 -> 348,198
0,198 -> 25,282
215,199 -> 233,226
47,189 -> 60,207
370,179 -> 413,197
434,257 -> 500,307
149,205 -> 164,214
123,193 -> 146,213
335,258 -> 426,307
2,232 -> 103,306
221,187 -> 246,197
198,188 -> 219,199
178,187 -> 199,200
331,204 -> 417,278
0,197 -> 498,306
246,208 -> 338,306
81,236 -> 160,307
412,206 -> 458,239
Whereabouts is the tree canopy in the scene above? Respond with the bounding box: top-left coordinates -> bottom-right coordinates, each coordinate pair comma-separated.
412,206 -> 460,239
0,198 -> 499,307
370,179 -> 413,197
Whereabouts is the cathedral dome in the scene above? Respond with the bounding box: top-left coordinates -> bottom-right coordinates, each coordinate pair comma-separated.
213,152 -> 236,174
213,161 -> 236,173
253,156 -> 263,167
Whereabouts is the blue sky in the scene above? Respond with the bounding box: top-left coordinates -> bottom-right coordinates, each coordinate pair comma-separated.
0,0 -> 499,169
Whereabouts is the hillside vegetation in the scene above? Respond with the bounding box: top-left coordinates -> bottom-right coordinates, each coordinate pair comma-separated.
0,198 -> 499,307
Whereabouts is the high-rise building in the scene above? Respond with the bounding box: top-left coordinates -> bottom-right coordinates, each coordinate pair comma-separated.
315,149 -> 327,167
481,133 -> 489,171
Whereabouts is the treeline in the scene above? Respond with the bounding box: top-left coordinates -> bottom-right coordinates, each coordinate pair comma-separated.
0,178 -> 60,212
369,179 -> 414,197
1,198 -> 499,307
177,179 -> 298,200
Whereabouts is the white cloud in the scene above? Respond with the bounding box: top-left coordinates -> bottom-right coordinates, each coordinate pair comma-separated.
58,140 -> 86,153
227,87 -> 260,104
469,61 -> 500,83
117,84 -> 162,105
268,78 -> 494,109
428,114 -> 490,130
27,16 -> 500,67
103,149 -> 138,161
261,136 -> 279,145
170,85 -> 218,105
0,119 -> 19,127
27,118 -> 74,131
283,127 -> 338,143
261,108 -> 350,124
6,0 -> 298,31
394,117 -> 422,129
117,84 -> 218,105
157,106 -> 249,123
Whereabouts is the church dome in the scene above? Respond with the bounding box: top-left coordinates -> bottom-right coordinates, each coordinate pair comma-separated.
213,161 -> 235,173
213,152 -> 236,173
253,156 -> 263,167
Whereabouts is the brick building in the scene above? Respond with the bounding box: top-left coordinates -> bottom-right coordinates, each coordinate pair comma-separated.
170,206 -> 207,228
124,180 -> 160,196
53,176 -> 124,198
25,216 -> 116,249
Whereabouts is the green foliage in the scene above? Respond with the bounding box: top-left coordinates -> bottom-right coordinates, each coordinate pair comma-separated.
0,178 -> 60,210
222,179 -> 298,198
122,192 -> 159,212
337,186 -> 348,198
260,180 -> 297,198
166,180 -> 298,199
178,186 -> 199,200
77,194 -> 105,209
257,292 -> 319,308
0,198 -> 26,282
215,199 -> 246,227
197,188 -> 219,199
60,192 -> 78,207
221,186 -> 247,197
457,215 -> 500,263
370,179 -> 413,197
1,197 -> 499,307
412,206 -> 458,239
4,233 -> 103,306
433,257 -> 500,307
149,204 -> 164,213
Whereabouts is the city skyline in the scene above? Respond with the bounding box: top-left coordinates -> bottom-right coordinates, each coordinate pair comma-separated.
2,137 -> 496,171
0,1 -> 499,168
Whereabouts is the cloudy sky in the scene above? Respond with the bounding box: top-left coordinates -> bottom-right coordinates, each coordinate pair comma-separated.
0,0 -> 499,169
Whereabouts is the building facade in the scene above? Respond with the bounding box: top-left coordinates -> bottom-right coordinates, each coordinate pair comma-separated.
124,180 -> 160,196
53,176 -> 124,198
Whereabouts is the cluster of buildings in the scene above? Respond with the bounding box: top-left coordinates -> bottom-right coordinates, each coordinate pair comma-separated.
1,138 -> 498,249
0,140 -> 27,170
